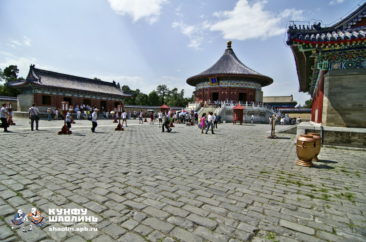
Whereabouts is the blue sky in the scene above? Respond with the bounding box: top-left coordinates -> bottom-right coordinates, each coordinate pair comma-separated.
0,0 -> 363,104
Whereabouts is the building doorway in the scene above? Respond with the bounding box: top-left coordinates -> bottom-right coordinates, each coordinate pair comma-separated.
238,93 -> 246,103
101,101 -> 107,111
63,97 -> 72,105
83,99 -> 91,106
212,92 -> 219,102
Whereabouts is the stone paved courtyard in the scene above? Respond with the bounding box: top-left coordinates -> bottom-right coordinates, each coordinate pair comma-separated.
0,119 -> 365,242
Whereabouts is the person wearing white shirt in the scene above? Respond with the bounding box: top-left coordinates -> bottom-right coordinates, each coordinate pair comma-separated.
91,109 -> 98,132
158,111 -> 163,127
65,111 -> 72,130
54,109 -> 59,120
121,110 -> 127,127
205,112 -> 215,134
0,104 -> 9,132
77,110 -> 81,120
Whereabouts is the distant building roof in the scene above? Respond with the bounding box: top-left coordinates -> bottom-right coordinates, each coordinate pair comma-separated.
10,65 -> 130,98
263,95 -> 294,103
0,96 -> 17,101
186,41 -> 273,87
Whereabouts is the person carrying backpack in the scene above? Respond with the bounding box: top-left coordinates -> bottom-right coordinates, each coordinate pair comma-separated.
29,104 -> 40,131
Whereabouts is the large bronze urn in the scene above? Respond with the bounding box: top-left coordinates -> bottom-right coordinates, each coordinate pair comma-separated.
307,132 -> 321,162
296,135 -> 316,167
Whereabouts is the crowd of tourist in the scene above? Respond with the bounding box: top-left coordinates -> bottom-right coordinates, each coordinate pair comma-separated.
1,102 -> 294,134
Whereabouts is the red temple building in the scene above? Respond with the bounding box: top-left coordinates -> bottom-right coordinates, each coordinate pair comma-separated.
186,41 -> 273,104
287,3 -> 366,128
10,65 -> 129,112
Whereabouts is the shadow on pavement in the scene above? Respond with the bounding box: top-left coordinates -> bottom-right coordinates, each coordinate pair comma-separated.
313,164 -> 334,169
319,159 -> 338,164
72,133 -> 86,136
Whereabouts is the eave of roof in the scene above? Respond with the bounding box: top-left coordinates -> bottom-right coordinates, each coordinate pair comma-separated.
284,5 -> 366,93
287,3 -> 366,45
9,81 -> 129,98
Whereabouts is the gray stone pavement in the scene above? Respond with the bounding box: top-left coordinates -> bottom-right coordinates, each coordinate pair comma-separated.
0,118 -> 365,242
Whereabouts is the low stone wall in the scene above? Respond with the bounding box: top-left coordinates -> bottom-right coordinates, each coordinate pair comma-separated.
323,70 -> 366,128
297,122 -> 366,148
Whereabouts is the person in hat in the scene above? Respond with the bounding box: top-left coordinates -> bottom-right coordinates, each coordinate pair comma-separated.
91,108 -> 98,132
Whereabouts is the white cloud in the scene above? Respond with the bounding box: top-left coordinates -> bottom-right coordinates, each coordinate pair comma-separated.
172,0 -> 303,48
0,54 -> 59,81
23,36 -> 31,46
209,0 -> 303,41
106,0 -> 168,24
7,36 -> 32,49
0,56 -> 36,78
329,0 -> 344,5
172,21 -> 210,49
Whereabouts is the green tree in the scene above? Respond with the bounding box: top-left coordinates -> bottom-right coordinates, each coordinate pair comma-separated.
304,99 -> 313,108
0,65 -> 21,96
148,90 -> 160,106
121,85 -> 132,94
156,84 -> 169,104
3,65 -> 19,82
135,93 -> 148,105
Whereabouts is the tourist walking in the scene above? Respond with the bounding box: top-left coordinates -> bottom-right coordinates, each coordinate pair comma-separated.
77,110 -> 81,120
251,115 -> 254,124
65,110 -> 72,130
280,117 -> 285,125
162,113 -> 172,132
121,110 -> 127,127
47,108 -> 52,121
158,111 -> 163,127
200,113 -> 207,134
205,112 -> 215,134
91,108 -> 98,132
0,104 -> 9,132
213,113 -> 218,129
139,111 -> 144,124
7,107 -> 15,125
29,104 -> 40,131
150,112 -> 154,125
54,109 -> 59,120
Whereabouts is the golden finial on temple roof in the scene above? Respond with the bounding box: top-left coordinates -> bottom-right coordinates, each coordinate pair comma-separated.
227,40 -> 232,49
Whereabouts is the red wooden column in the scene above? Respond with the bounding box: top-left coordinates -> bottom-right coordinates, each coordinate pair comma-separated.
311,71 -> 325,123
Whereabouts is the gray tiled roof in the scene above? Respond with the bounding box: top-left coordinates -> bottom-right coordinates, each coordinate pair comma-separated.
0,96 -> 17,101
11,65 -> 129,97
186,43 -> 273,87
287,3 -> 366,44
